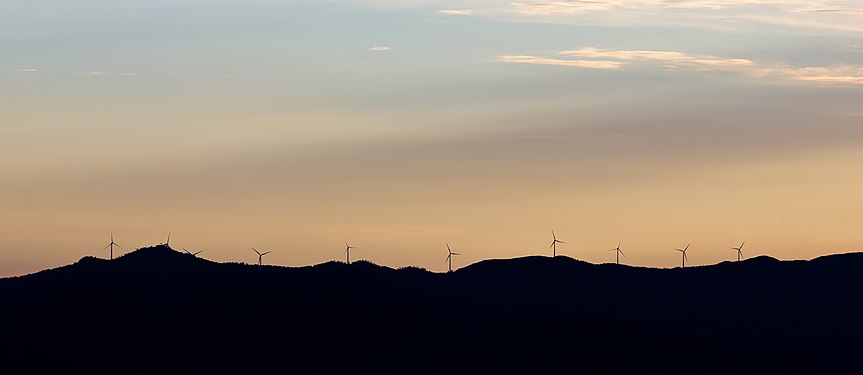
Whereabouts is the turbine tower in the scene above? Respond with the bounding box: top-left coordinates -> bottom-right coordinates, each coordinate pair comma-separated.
445,243 -> 461,273
183,248 -> 203,257
344,242 -> 356,264
675,243 -> 690,268
102,231 -> 123,260
609,242 -> 625,265
252,247 -> 271,266
164,232 -> 172,248
549,230 -> 565,257
732,241 -> 745,262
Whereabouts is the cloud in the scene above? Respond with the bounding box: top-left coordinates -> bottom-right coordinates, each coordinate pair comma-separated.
497,55 -> 623,69
509,1 -> 611,15
559,48 -> 755,71
784,66 -> 863,84
500,47 -> 863,85
77,70 -> 110,76
369,46 -> 393,52
437,9 -> 477,15
18,68 -> 39,72
74,70 -> 137,77
357,0 -> 863,34
793,5 -> 863,14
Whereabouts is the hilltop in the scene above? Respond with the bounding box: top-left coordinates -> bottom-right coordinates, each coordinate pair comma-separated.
1,245 -> 861,374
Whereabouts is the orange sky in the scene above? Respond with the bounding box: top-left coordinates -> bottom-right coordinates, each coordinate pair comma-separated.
2,0 -> 863,276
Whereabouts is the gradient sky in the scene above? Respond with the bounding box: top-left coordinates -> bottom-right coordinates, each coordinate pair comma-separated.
2,0 -> 863,276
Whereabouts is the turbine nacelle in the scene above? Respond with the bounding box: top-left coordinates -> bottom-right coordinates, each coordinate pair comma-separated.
675,243 -> 691,268
252,247 -> 271,265
731,241 -> 746,261
445,243 -> 461,272
550,230 -> 565,257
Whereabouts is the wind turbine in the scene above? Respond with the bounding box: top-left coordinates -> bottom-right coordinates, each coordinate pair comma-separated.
609,242 -> 625,265
252,247 -> 270,266
445,243 -> 461,273
344,242 -> 356,264
164,232 -> 172,248
731,241 -> 745,262
102,231 -> 123,260
549,230 -> 565,257
183,248 -> 203,257
675,243 -> 690,268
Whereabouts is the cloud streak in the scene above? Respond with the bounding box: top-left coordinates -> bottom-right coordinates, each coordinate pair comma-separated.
560,48 -> 755,71
497,55 -> 622,69
785,66 -> 863,84
18,68 -> 39,72
369,46 -> 393,52
360,0 -> 863,34
499,47 -> 863,85
74,70 -> 137,76
437,9 -> 477,15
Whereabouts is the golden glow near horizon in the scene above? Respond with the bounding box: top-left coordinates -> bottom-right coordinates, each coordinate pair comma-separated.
1,0 -> 862,276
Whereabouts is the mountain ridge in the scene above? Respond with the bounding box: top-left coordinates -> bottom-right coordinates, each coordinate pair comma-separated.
1,245 -> 861,374
3,245 -> 851,283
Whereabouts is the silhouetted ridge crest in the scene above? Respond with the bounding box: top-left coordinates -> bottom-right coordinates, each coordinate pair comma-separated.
459,255 -> 591,274
113,245 -> 209,269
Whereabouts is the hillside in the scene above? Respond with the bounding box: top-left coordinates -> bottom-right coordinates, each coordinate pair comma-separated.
1,245 -> 861,374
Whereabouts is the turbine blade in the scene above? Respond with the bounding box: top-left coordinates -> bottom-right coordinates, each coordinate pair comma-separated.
452,252 -> 461,256
620,250 -> 626,257
549,242 -> 555,249
447,243 -> 451,252
685,243 -> 690,251
445,255 -> 451,263
103,244 -> 112,250
194,251 -> 203,255
253,248 -> 261,255
684,252 -> 689,261
262,251 -> 271,255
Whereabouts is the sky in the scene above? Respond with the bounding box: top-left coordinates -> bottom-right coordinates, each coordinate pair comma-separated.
2,0 -> 862,276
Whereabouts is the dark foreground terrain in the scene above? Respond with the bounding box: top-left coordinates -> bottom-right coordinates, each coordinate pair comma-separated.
1,245 -> 861,374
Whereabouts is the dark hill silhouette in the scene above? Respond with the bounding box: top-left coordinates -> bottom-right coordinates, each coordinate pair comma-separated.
1,247 -> 862,374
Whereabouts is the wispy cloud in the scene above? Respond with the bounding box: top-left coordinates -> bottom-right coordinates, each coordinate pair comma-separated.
76,70 -> 109,76
366,0 -> 863,34
18,68 -> 39,72
509,1 -> 610,15
497,55 -> 622,69
793,5 -> 863,14
75,70 -> 137,77
500,47 -> 863,85
369,46 -> 393,52
437,9 -> 477,15
560,48 -> 755,71
784,66 -> 863,84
